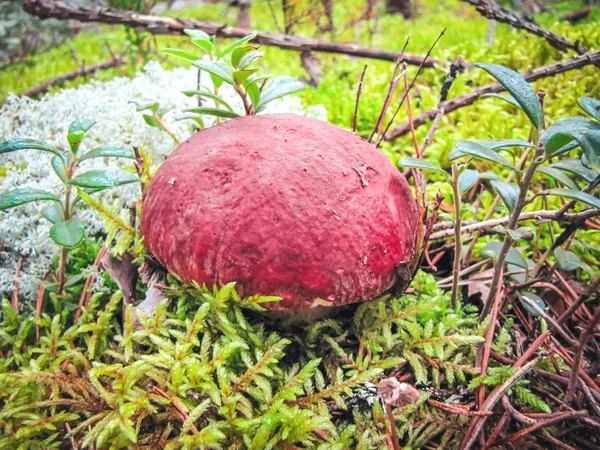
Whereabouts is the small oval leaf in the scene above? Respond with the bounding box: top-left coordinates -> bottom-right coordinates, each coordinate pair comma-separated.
517,291 -> 546,317
545,188 -> 600,211
490,180 -> 519,212
257,76 -> 305,111
577,97 -> 600,122
183,28 -> 210,41
50,217 -> 85,248
51,155 -> 68,183
162,48 -> 200,62
0,138 -> 59,156
184,107 -> 240,119
475,62 -> 543,129
536,166 -> 579,190
398,157 -> 448,176
550,159 -> 597,183
554,248 -> 581,272
483,241 -> 528,270
182,90 -> 235,112
449,141 -> 519,172
0,188 -> 61,211
80,144 -> 135,161
219,34 -> 257,58
70,171 -> 139,189
42,203 -> 63,224
459,169 -> 479,194
193,59 -> 234,85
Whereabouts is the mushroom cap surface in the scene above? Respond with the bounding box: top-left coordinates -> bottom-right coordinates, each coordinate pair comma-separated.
141,114 -> 419,310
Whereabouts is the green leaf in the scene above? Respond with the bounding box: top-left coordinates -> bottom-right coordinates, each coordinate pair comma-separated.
142,114 -> 160,128
80,144 -> 135,161
219,34 -> 256,58
490,180 -> 519,212
545,188 -> 600,210
256,76 -> 305,110
475,62 -> 542,129
183,28 -> 210,41
162,48 -> 200,63
0,188 -> 61,210
481,93 -> 522,109
192,38 -> 214,54
50,217 -> 85,248
193,59 -> 234,85
244,73 -> 273,89
517,291 -> 546,317
506,227 -> 531,240
483,241 -> 528,269
233,69 -> 258,84
550,159 -> 597,183
70,170 -> 138,189
128,97 -> 159,113
68,118 -> 96,153
185,107 -> 240,119
537,166 -> 579,190
554,248 -> 582,272
459,169 -> 479,194
577,97 -> 600,122
0,138 -> 59,156
398,157 -> 448,176
42,203 -> 63,223
541,117 -> 600,168
51,155 -> 67,183
231,45 -> 258,68
246,82 -> 261,108
449,141 -> 519,172
182,90 -> 234,111
239,50 -> 264,69
482,139 -> 534,150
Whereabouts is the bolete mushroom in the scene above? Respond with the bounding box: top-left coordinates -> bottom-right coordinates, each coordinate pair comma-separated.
141,114 -> 420,313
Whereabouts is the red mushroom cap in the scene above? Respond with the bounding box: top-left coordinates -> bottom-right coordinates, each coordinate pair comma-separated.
141,114 -> 419,311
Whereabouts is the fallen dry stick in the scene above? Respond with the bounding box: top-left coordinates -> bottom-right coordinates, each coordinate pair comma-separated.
23,0 -> 438,68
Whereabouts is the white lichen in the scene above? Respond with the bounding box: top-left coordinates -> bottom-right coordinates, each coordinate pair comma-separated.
0,61 -> 327,302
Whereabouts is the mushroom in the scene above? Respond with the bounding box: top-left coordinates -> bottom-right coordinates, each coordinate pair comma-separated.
140,114 -> 421,314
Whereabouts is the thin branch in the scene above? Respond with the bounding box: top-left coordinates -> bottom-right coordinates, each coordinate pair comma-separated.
460,0 -> 587,54
429,208 -> 600,240
353,65 -> 368,133
23,0 -> 439,67
385,51 -> 600,140
461,357 -> 542,450
558,272 -> 600,325
3,58 -> 123,105
377,29 -> 446,146
564,306 -> 600,405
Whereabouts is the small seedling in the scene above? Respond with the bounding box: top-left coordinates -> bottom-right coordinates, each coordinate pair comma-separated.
0,119 -> 138,293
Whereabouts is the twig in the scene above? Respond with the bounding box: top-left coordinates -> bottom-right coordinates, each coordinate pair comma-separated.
460,0 -> 587,54
23,0 -> 439,67
429,208 -> 600,240
450,164 -> 462,309
564,306 -> 600,406
369,41 -> 409,142
419,57 -> 465,154
35,272 -> 50,341
15,58 -> 123,102
377,29 -> 446,147
353,65 -> 368,133
385,51 -> 600,140
461,357 -> 542,450
11,256 -> 24,312
558,272 -> 600,325
497,410 -> 588,445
